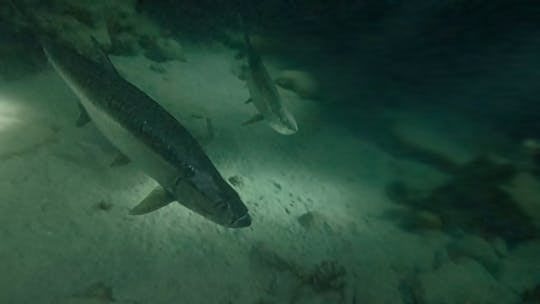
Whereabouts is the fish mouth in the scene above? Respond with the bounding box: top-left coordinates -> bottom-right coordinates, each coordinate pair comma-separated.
230,213 -> 252,228
276,127 -> 298,135
269,118 -> 298,135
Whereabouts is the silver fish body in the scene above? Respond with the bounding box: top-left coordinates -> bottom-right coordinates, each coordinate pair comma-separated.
42,38 -> 251,228
244,34 -> 298,135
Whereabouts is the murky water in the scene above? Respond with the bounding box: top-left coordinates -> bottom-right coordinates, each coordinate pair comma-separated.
1,1 -> 539,303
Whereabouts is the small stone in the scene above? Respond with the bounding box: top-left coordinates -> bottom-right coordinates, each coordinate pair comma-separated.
523,138 -> 540,154
446,235 -> 502,275
61,3 -> 100,27
413,210 -> 443,230
109,32 -> 140,56
96,200 -> 113,211
491,237 -> 508,258
297,211 -> 333,233
228,175 -> 243,187
308,260 -> 347,292
522,284 -> 540,303
503,173 -> 540,222
72,281 -> 114,301
398,273 -> 425,304
275,70 -> 321,100
144,37 -> 186,63
432,249 -> 449,270
297,211 -> 315,228
149,63 -> 166,74
390,208 -> 443,231
420,258 -> 518,304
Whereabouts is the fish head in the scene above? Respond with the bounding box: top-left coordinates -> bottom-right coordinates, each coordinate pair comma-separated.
171,165 -> 251,228
269,109 -> 298,135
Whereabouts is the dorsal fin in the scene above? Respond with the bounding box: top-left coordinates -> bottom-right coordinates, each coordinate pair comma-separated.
9,0 -> 46,40
89,36 -> 119,75
9,0 -> 39,28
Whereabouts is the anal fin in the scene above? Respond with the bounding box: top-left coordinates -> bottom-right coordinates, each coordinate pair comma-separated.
76,102 -> 91,127
242,113 -> 264,126
129,186 -> 175,215
110,152 -> 131,167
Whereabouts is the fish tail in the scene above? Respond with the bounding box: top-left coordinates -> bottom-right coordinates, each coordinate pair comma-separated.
236,11 -> 253,50
9,0 -> 51,46
238,10 -> 262,67
9,0 -> 40,29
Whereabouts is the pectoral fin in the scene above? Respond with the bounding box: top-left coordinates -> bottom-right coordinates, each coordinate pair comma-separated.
110,152 -> 131,167
203,117 -> 214,143
129,186 -> 175,215
242,113 -> 264,126
244,98 -> 252,104
76,102 -> 91,127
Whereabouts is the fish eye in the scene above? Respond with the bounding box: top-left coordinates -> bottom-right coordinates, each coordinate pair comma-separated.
184,164 -> 196,178
216,200 -> 228,210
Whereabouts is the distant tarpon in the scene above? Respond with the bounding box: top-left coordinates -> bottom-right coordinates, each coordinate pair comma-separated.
241,32 -> 298,135
11,1 -> 251,228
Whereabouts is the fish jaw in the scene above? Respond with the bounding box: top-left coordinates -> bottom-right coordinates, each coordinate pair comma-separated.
267,109 -> 298,135
170,178 -> 251,228
230,212 -> 252,227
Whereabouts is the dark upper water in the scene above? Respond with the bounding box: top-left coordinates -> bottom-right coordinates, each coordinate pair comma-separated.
1,0 -> 540,303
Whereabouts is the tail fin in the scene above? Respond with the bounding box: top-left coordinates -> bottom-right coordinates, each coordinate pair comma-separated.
238,11 -> 262,65
8,0 -> 49,43
243,30 -> 252,50
8,0 -> 41,30
237,12 -> 252,50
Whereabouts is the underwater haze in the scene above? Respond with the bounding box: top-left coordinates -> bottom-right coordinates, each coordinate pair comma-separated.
1,0 -> 540,303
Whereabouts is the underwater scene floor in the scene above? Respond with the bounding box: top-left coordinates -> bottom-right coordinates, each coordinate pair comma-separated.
0,44 -> 539,304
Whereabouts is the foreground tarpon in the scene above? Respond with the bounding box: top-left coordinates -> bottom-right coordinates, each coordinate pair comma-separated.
11,1 -> 251,228
241,33 -> 298,135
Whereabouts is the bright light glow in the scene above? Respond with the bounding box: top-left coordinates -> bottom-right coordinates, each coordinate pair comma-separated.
0,95 -> 56,159
0,96 -> 23,131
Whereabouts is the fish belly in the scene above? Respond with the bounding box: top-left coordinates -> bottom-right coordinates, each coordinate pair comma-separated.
246,77 -> 270,115
78,96 -> 179,186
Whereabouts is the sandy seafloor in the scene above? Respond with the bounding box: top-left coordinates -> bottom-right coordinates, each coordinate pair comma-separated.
0,43 -> 539,304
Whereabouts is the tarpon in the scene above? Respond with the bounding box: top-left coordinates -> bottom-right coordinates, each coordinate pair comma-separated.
241,32 -> 298,135
11,1 -> 251,228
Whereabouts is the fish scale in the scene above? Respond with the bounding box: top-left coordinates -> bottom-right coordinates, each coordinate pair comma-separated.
32,27 -> 251,228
